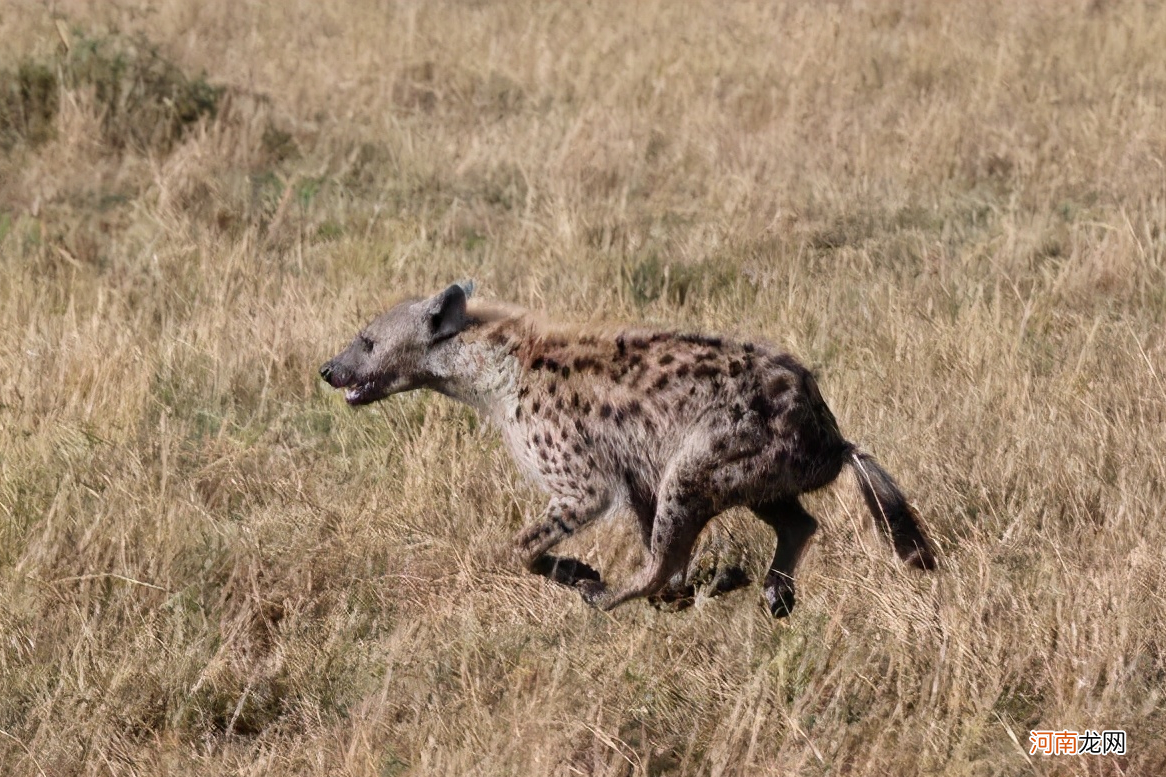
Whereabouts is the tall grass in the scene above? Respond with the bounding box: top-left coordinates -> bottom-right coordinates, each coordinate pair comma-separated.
2,0 -> 1165,774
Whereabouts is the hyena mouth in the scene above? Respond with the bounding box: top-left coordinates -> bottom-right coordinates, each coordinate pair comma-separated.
342,373 -> 396,406
344,382 -> 380,406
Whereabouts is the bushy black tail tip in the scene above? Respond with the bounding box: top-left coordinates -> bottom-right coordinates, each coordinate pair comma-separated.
903,543 -> 938,571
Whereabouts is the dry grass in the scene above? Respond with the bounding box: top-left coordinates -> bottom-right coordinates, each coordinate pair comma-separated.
2,0 -> 1165,774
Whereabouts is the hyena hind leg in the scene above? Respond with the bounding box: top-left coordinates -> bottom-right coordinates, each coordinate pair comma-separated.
752,499 -> 819,618
629,498 -> 701,611
646,533 -> 754,612
628,479 -> 749,612
583,483 -> 715,612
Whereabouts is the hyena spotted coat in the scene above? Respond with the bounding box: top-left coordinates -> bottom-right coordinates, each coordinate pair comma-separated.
320,282 -> 937,617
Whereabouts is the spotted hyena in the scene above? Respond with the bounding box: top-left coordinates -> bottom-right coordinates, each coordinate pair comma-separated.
319,282 -> 937,617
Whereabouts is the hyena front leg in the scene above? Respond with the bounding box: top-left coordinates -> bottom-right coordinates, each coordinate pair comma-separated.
513,492 -> 610,589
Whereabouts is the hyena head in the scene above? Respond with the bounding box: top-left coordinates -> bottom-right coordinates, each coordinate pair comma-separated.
319,282 -> 474,406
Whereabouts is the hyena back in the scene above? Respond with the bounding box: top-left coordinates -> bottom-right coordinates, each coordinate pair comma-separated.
320,282 -> 937,617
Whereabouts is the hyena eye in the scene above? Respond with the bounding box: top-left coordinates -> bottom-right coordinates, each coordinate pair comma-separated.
359,335 -> 375,352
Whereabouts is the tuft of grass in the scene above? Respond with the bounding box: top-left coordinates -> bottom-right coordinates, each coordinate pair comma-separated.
0,30 -> 222,154
63,30 -> 222,152
622,252 -> 739,309
0,61 -> 58,149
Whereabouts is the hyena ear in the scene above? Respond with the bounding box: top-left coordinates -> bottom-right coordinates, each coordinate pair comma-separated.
425,283 -> 470,342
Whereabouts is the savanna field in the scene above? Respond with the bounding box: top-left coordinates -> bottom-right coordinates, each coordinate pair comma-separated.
2,1 -> 1165,774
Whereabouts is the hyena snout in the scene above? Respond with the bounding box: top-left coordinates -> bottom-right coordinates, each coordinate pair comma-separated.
319,354 -> 398,406
318,359 -> 352,389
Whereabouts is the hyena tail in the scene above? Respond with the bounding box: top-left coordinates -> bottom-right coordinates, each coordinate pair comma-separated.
848,449 -> 938,570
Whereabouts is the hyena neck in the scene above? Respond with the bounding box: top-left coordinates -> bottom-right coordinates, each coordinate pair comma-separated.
427,309 -> 528,423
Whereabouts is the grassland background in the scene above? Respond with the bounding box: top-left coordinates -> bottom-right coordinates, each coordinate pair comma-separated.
2,0 -> 1165,774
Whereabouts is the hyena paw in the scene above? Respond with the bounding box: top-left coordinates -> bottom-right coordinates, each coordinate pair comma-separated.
648,571 -> 696,612
762,574 -> 797,619
529,554 -> 601,587
577,578 -> 607,608
708,565 -> 751,597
